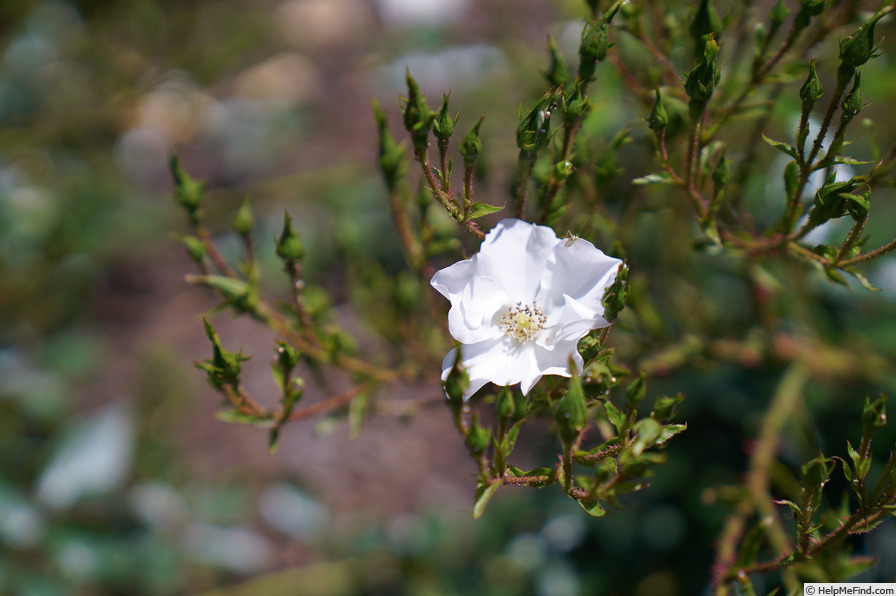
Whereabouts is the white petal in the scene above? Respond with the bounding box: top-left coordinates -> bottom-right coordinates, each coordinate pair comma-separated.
519,369 -> 544,395
542,294 -> 609,347
440,347 -> 490,399
541,236 -> 621,314
533,339 -> 583,378
431,257 -> 475,301
447,275 -> 508,343
457,336 -> 537,389
477,219 -> 561,300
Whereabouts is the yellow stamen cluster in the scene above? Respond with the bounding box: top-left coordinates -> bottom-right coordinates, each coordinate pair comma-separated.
500,302 -> 546,343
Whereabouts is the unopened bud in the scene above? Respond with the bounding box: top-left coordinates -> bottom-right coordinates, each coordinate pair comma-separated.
799,59 -> 823,107
840,13 -> 884,68
467,413 -> 491,453
444,348 -> 469,408
685,37 -> 721,110
647,87 -> 668,132
840,71 -> 864,125
373,99 -> 406,191
689,0 -> 722,59
460,117 -> 484,167
232,196 -> 254,237
170,154 -> 203,216
401,70 -> 433,143
276,211 -> 304,262
495,387 -> 516,419
769,0 -> 789,34
433,94 -> 458,140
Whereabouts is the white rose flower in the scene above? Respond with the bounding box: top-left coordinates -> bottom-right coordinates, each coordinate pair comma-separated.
431,218 -> 623,399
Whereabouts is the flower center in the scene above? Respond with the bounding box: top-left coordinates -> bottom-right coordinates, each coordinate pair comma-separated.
500,302 -> 546,343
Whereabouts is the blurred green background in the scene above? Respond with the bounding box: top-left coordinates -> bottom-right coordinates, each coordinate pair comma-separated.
3,0 -> 896,594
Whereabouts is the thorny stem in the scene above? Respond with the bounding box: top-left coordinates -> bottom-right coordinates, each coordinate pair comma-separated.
712,364 -> 808,592
684,114 -> 708,219
223,384 -> 268,418
438,137 -> 451,194
414,141 -> 485,239
284,260 -> 315,331
253,301 -> 401,384
840,236 -> 896,267
562,442 -> 574,494
573,443 -> 623,465
539,117 -> 583,223
197,225 -> 239,279
287,383 -> 370,422
514,150 -> 537,220
834,216 -> 868,265
805,75 -> 850,170
463,162 -> 475,220
730,506 -> 892,581
389,186 -> 425,273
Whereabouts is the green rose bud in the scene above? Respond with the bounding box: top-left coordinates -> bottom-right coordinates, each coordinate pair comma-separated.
840,12 -> 885,68
433,94 -> 458,141
689,0 -> 722,59
176,234 -> 206,264
517,89 -> 559,152
563,81 -> 590,124
844,191 -> 870,221
812,174 -> 859,223
495,387 -> 516,420
460,116 -> 484,167
170,154 -> 203,218
276,211 -> 304,262
647,87 -> 668,132
840,71 -> 864,125
685,37 -> 721,112
467,413 -> 491,453
769,0 -> 789,35
401,70 -> 433,144
578,0 -> 624,81
444,348 -> 469,409
862,394 -> 888,434
372,99 -> 406,191
231,196 -> 254,237
799,59 -> 823,108
601,262 -> 629,322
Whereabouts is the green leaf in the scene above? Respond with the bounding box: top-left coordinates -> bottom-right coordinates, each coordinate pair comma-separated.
604,400 -> 626,433
784,160 -> 799,198
504,421 -> 523,454
217,409 -> 271,427
473,481 -> 501,519
831,156 -> 873,165
847,440 -> 871,480
774,498 -> 802,518
468,202 -> 504,219
631,418 -> 662,456
846,268 -> 880,291
577,498 -> 607,517
824,267 -> 849,285
187,274 -> 251,300
657,423 -> 687,445
761,132 -> 798,158
632,172 -> 675,185
652,393 -> 685,421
